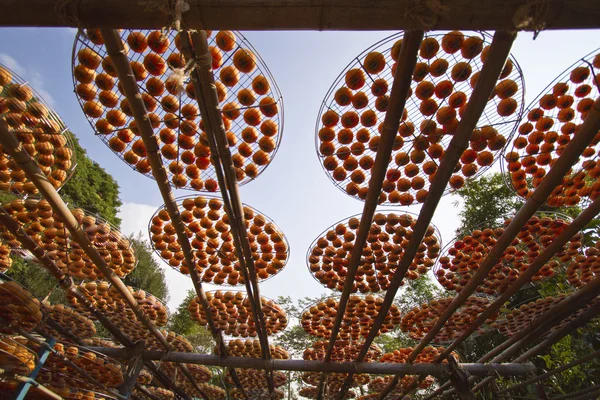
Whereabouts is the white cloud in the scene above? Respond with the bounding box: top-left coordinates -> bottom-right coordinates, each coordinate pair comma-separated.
118,202 -> 194,312
0,53 -> 55,107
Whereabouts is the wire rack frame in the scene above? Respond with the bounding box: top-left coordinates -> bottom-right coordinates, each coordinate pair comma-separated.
314,30 -> 526,206
71,29 -> 284,192
305,209 -> 442,293
0,201 -> 138,281
0,272 -> 46,334
189,289 -> 289,337
0,336 -> 40,375
148,193 -> 291,286
68,281 -> 171,327
500,47 -> 600,207
299,293 -> 403,340
431,210 -> 580,297
0,62 -> 78,196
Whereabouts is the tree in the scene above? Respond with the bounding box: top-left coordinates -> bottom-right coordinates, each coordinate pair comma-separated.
123,233 -> 169,302
453,172 -> 523,236
168,289 -> 214,354
59,133 -> 122,227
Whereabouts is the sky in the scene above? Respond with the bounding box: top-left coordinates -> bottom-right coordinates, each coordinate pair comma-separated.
0,27 -> 598,312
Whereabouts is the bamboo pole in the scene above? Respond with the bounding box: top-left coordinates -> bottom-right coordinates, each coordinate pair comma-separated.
9,374 -> 63,400
498,349 -> 600,394
436,194 -> 600,361
0,0 -> 598,31
99,28 -> 243,400
551,384 -> 600,400
333,30 -> 516,400
299,28 -> 424,400
180,29 -> 275,394
564,386 -> 600,400
81,348 -> 538,377
0,207 -> 192,400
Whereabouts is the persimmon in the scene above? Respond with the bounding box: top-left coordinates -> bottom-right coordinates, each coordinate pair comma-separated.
216,31 -> 236,51
436,106 -> 456,125
252,75 -> 270,95
233,49 -> 256,73
101,57 -> 118,77
449,175 -> 465,189
451,62 -> 472,82
83,101 -> 104,118
361,110 -> 377,127
259,97 -> 278,117
441,31 -> 464,54
127,31 -> 148,53
419,37 -> 439,59
429,58 -> 449,77
495,79 -> 518,99
363,51 -> 386,74
390,39 -> 403,61
220,66 -> 240,87
345,68 -> 366,90
404,163 -> 419,178
419,98 -> 438,116
371,78 -> 388,96
461,36 -> 483,59
341,111 -> 359,128
161,95 -> 179,113
375,95 -> 389,112
106,109 -> 126,127
108,137 -> 126,152
76,83 -> 97,101
95,119 -> 113,134
415,81 -> 435,100
351,91 -> 369,109
143,53 -> 167,76
449,91 -> 467,108
497,98 -> 517,116
74,64 -> 96,84
147,31 -> 170,53
244,108 -> 262,126
260,120 -> 278,137
77,48 -> 102,70
413,62 -> 429,82
434,80 -> 453,99
570,66 -> 590,83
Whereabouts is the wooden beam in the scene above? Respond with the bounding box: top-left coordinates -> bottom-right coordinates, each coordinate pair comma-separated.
119,341 -> 146,399
0,0 -> 598,31
84,348 -> 537,377
447,356 -> 476,400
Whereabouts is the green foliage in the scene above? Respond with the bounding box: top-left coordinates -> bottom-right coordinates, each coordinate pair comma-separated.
168,290 -> 214,354
4,256 -> 65,304
454,172 -> 523,236
60,133 -> 122,227
123,233 -> 169,302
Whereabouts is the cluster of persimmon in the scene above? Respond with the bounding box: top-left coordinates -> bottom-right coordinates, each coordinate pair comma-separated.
146,330 -> 194,353
302,371 -> 369,389
401,296 -> 498,343
68,281 -> 168,327
27,339 -> 124,389
226,369 -> 287,389
136,369 -> 153,385
215,338 -> 290,359
492,294 -> 573,336
0,280 -> 43,333
188,290 -> 288,337
317,31 -> 521,205
298,386 -> 356,400
0,65 -> 75,195
161,362 -> 212,384
505,53 -> 600,207
74,29 -> 281,191
567,241 -> 600,288
0,243 -> 12,273
435,216 -> 582,295
302,339 -> 382,362
308,212 -> 440,293
368,375 -> 435,395
44,304 -> 96,340
301,295 -> 401,340
39,386 -> 112,400
195,383 -> 226,400
136,386 -> 175,400
0,199 -> 137,280
0,337 -> 36,375
150,196 -> 288,285
231,388 -> 285,400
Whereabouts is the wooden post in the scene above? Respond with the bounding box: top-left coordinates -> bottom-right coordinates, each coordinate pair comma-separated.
447,356 -> 476,400
119,341 -> 146,399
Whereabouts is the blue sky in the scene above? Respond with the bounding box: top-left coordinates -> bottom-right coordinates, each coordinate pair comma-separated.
1,28 -> 598,310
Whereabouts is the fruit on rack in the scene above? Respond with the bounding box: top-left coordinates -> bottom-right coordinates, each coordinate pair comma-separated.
0,243 -> 13,273
401,296 -> 498,343
0,63 -> 76,196
135,386 -> 175,400
215,338 -> 290,359
303,339 -> 382,362
0,280 -> 43,333
230,388 -> 285,400
567,240 -> 600,288
73,29 -> 283,191
299,386 -> 356,399
0,337 -> 36,374
0,199 -> 137,280
150,195 -> 289,285
189,290 -> 288,336
225,368 -> 287,389
43,304 -> 96,340
301,295 -> 401,340
435,214 -> 582,295
307,212 -> 441,293
316,31 -> 523,205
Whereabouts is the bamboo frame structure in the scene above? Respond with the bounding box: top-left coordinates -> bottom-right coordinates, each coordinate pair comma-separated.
0,208 -> 192,400
99,28 -> 248,400
309,28 -> 423,400
331,30 -> 518,400
79,348 -> 537,377
179,29 -> 276,395
1,0 -> 599,31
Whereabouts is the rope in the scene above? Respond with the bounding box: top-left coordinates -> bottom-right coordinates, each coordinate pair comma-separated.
513,0 -> 550,39
404,0 -> 450,30
139,0 -> 190,32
